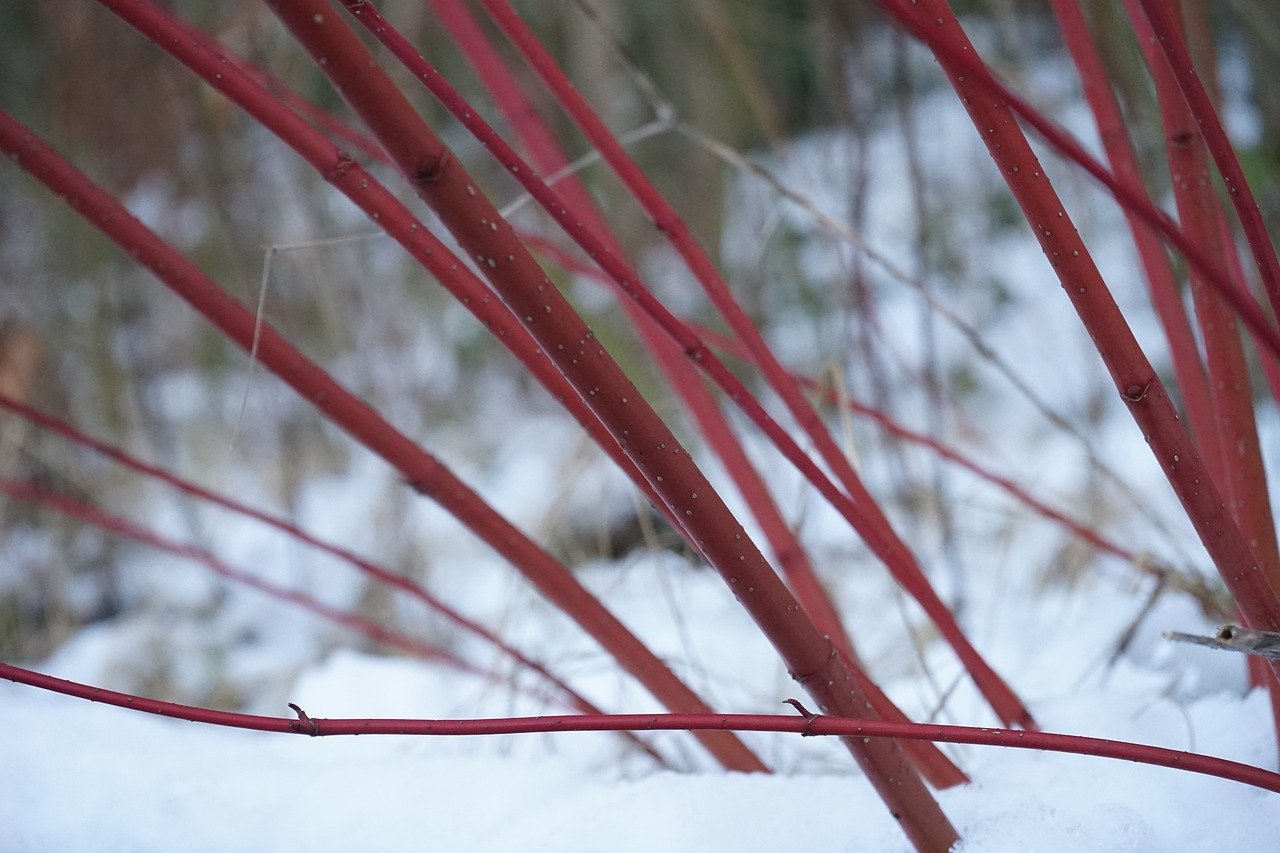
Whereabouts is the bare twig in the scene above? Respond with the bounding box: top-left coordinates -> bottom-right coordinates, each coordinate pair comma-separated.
1166,625 -> 1280,661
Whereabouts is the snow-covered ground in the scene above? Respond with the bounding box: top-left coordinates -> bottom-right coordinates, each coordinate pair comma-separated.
3,568 -> 1279,851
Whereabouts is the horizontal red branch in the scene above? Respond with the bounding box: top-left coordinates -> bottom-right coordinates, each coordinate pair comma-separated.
3,661 -> 1278,796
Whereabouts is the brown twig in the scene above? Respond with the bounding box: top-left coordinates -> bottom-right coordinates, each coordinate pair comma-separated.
1166,625 -> 1280,661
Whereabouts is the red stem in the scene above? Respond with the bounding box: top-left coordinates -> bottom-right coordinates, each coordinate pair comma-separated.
4,662 -> 1279,796
1135,0 -> 1280,320
0,105 -> 761,773
342,0 -> 964,788
472,0 -> 1031,732
1179,1 -> 1280,406
875,0 -> 1280,362
264,2 -> 953,846
1127,0 -> 1280,616
881,0 -> 1280,667
0,392 -> 667,763
1048,0 -> 1217,452
1219,214 -> 1280,405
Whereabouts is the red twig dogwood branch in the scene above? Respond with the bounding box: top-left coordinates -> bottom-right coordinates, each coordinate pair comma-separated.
1135,0 -> 1280,319
0,106 -> 762,774
0,392 -> 667,762
263,2 -> 955,846
879,0 -> 1280,666
338,0 -> 965,789
3,662 -> 1278,796
876,0 -> 1280,362
1126,0 -> 1280,613
1048,0 -> 1215,449
470,0 -> 1030,733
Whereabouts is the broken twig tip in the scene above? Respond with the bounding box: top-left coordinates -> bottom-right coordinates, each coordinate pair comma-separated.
1165,625 -> 1280,661
783,698 -> 825,735
288,702 -> 321,736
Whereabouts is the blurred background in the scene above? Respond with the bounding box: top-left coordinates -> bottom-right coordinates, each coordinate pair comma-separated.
0,0 -> 1277,719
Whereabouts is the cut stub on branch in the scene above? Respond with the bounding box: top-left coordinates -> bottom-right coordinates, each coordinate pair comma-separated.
1166,625 -> 1280,662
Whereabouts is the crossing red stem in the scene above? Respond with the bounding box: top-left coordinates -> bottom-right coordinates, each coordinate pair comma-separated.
470,0 -> 1031,732
0,392 -> 666,763
879,0 -> 1280,668
263,1 -> 954,846
0,104 -> 761,774
340,0 -> 964,789
1135,0 -> 1280,320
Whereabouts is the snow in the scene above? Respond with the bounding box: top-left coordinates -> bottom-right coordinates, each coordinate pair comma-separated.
3,651 -> 1278,851
4,529 -> 1278,850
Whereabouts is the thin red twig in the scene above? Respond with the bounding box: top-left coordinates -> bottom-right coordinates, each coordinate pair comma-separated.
264,2 -> 951,845
0,103 -> 761,773
340,0 -> 965,789
1135,0 -> 1280,320
472,0 -> 1031,732
876,0 -> 1280,361
3,662 -> 1278,796
0,392 -> 666,763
